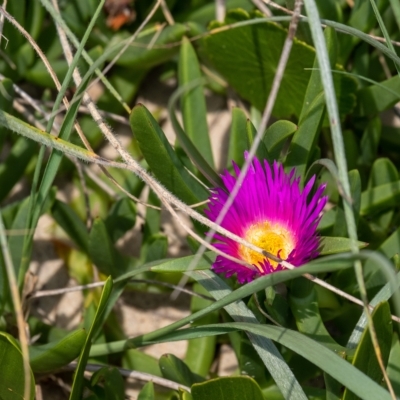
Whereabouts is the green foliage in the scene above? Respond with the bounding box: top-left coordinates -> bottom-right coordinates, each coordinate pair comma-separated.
51,199 -> 89,253
138,382 -> 156,400
178,37 -> 214,168
130,104 -> 208,204
342,302 -> 393,400
191,376 -> 265,400
0,333 -> 35,400
105,197 -> 136,243
70,277 -> 113,399
29,329 -> 87,373
185,283 -> 218,376
89,218 -> 128,277
200,10 -> 357,119
159,353 -> 204,386
1,1 -> 400,399
90,366 -> 125,400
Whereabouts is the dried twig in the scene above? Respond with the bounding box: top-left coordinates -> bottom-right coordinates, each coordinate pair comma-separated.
29,278 -> 213,301
0,0 -> 7,48
66,362 -> 191,393
161,0 -> 175,25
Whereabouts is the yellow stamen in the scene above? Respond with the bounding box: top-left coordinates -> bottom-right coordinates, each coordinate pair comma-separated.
239,221 -> 295,272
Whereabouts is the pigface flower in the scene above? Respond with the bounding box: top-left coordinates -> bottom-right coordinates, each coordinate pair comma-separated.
205,155 -> 328,283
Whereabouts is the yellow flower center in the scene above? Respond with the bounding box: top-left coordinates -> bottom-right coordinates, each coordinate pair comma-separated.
239,221 -> 295,272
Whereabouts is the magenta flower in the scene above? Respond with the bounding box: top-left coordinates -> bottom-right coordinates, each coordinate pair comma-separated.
205,155 -> 328,283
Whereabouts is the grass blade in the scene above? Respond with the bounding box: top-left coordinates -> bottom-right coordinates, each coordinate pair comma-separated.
69,276 -> 113,400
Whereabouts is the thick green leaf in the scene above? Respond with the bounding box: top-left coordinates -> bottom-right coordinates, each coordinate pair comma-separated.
264,285 -> 290,327
159,354 -> 203,386
106,24 -> 195,68
191,376 -> 264,400
343,129 -> 360,171
89,218 -> 127,277
316,0 -> 343,21
129,104 -> 208,204
185,283 -> 217,376
0,332 -> 35,400
285,27 -> 337,178
51,199 -> 89,253
200,10 -> 356,118
367,158 -> 398,231
368,158 -> 399,188
187,0 -> 253,25
342,302 -> 392,400
1,1 -> 25,51
264,120 -> 297,161
361,180 -> 400,216
289,279 -> 347,353
387,333 -> 400,395
178,36 -> 214,168
168,91 -> 222,188
140,233 -> 168,264
69,276 -> 113,400
356,75 -> 400,116
91,366 -> 125,400
201,10 -> 311,117
26,0 -> 45,40
319,236 -> 368,255
227,107 -> 248,167
29,329 -> 87,373
123,349 -> 162,377
246,118 -> 269,161
363,226 -> 400,291
360,117 -> 381,166
138,381 -> 155,400
104,197 -> 136,243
